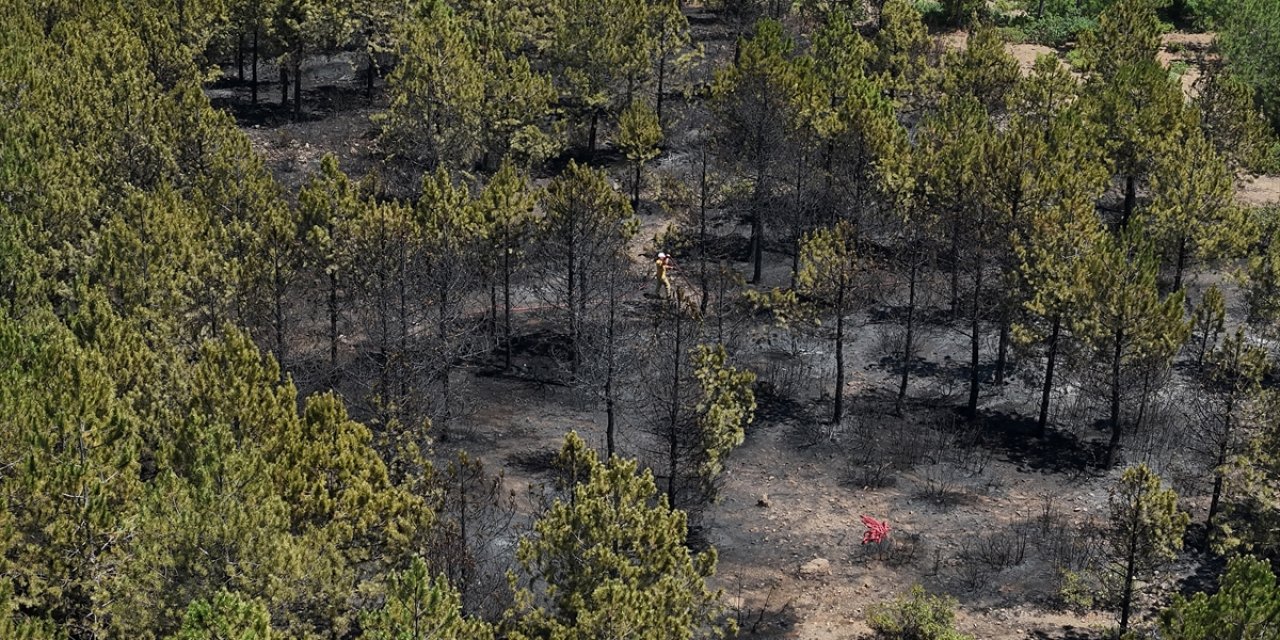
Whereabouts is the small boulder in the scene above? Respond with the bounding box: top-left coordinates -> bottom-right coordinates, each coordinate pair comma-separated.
757,494 -> 771,508
799,557 -> 831,577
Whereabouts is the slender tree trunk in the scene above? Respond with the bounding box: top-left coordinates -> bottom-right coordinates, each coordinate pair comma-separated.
896,254 -> 918,416
667,307 -> 683,507
293,51 -> 302,120
503,231 -> 513,371
486,281 -> 497,352
967,257 -> 983,418
950,221 -> 961,317
1208,394 -> 1235,533
995,319 -> 1010,386
834,286 -> 846,424
1174,234 -> 1188,293
587,110 -> 599,156
251,25 -> 259,105
439,279 -> 452,440
699,144 -> 709,315
1107,327 -> 1125,467
273,264 -> 287,364
1119,512 -> 1141,635
655,41 -> 668,125
632,161 -> 642,209
1038,315 -> 1061,436
1208,448 -> 1226,533
606,272 -> 618,458
398,248 -> 409,404
328,270 -> 339,383
366,51 -> 376,103
750,170 -> 765,284
567,230 -> 578,376
1122,174 -> 1137,229
237,32 -> 245,81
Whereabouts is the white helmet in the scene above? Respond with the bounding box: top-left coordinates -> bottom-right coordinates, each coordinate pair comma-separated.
658,252 -> 667,259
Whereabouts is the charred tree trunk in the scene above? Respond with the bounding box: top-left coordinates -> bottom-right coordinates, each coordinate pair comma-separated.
1107,327 -> 1125,467
896,253 -> 918,417
833,285 -> 846,424
1037,315 -> 1060,436
292,50 -> 303,120
698,143 -> 710,316
251,26 -> 259,105
966,256 -> 983,418
666,306 -> 684,507
237,32 -> 245,81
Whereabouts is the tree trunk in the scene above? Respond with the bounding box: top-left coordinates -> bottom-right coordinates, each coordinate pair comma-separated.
503,232 -> 513,371
251,25 -> 259,105
439,279 -> 452,441
1037,315 -> 1060,436
489,283 -> 498,352
328,270 -> 339,383
896,254 -> 918,416
606,272 -> 618,458
667,307 -> 684,507
587,110 -> 599,156
750,206 -> 764,284
1107,327 -> 1125,467
655,39 -> 668,125
995,313 -> 1010,385
293,52 -> 302,120
833,286 -> 846,424
1119,524 -> 1139,635
237,31 -> 245,81
950,221 -> 961,317
632,161 -> 642,210
699,144 -> 709,315
1173,234 -> 1188,293
967,257 -> 983,418
273,265 -> 287,364
366,51 -> 376,103
1122,174 -> 1137,229
281,67 -> 289,108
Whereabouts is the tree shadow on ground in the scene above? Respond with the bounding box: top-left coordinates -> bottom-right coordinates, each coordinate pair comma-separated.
1173,549 -> 1225,600
1030,626 -> 1098,640
977,410 -> 1109,475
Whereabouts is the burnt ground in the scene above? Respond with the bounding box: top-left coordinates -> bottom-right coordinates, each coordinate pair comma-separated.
214,22 -> 1280,640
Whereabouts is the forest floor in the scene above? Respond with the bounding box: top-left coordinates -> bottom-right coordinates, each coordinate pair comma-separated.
216,18 -> 1280,640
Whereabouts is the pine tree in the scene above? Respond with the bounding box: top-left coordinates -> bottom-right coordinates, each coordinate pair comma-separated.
1146,118 -> 1252,291
692,344 -> 756,502
380,0 -> 486,174
871,0 -> 935,111
416,166 -> 487,439
712,19 -> 801,284
1196,64 -> 1272,172
1080,0 -> 1186,227
1107,464 -> 1189,635
797,221 -> 866,423
169,590 -> 273,640
530,161 -> 637,376
476,161 -> 537,371
942,24 -> 1019,116
509,433 -> 730,640
1073,224 -> 1189,467
300,154 -> 364,383
617,101 -> 663,209
360,557 -> 494,640
1189,330 -> 1268,540
1160,555 -> 1280,640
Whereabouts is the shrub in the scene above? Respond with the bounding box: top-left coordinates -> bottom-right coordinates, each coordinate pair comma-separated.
1021,14 -> 1097,46
867,585 -> 974,640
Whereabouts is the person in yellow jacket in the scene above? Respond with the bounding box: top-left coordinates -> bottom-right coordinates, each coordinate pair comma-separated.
654,252 -> 673,297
